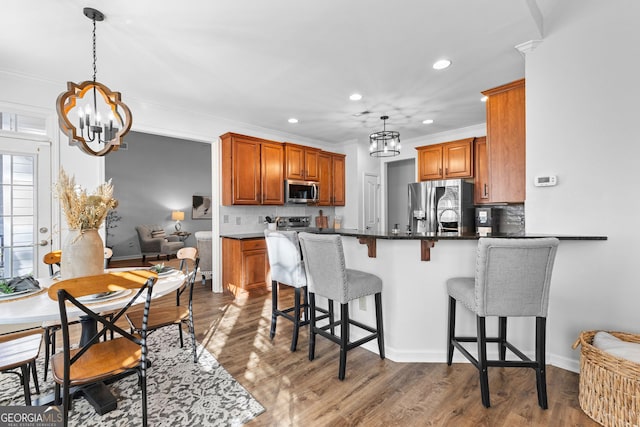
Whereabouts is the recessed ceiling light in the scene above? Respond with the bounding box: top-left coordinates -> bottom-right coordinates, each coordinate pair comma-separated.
481,96 -> 488,102
288,118 -> 298,124
433,59 -> 452,70
349,93 -> 362,101
422,119 -> 434,124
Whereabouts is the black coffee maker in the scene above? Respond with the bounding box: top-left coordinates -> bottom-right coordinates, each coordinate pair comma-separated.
475,207 -> 500,236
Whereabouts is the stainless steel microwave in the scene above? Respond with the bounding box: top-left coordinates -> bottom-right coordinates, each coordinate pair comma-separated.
285,180 -> 319,204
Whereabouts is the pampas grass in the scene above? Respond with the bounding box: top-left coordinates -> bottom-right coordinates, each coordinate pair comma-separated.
55,168 -> 118,231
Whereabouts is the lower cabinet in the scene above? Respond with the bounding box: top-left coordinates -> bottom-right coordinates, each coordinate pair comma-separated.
222,238 -> 269,294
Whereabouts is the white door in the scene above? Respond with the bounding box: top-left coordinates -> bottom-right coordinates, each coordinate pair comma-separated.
363,173 -> 379,232
0,133 -> 52,278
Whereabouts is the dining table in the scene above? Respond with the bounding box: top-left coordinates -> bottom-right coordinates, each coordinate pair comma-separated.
0,267 -> 187,414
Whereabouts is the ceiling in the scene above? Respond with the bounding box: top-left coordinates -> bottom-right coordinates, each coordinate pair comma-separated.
0,1 -> 552,145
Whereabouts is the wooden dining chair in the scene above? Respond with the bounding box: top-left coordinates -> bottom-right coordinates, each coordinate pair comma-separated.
42,248 -> 115,381
48,270 -> 157,427
0,328 -> 43,405
43,250 -> 62,276
126,247 -> 200,362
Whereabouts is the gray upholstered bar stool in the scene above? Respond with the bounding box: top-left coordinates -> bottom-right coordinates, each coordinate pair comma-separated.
446,237 -> 559,408
264,229 -> 311,352
298,232 -> 385,380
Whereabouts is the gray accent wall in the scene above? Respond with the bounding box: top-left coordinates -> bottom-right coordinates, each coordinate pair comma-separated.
105,131 -> 212,260
386,158 -> 415,231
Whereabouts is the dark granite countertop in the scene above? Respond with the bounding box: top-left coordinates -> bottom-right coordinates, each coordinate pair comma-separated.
220,229 -> 607,241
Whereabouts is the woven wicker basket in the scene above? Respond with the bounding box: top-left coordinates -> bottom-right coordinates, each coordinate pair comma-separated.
573,331 -> 640,427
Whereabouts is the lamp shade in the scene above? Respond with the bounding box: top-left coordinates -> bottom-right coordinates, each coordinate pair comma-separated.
171,211 -> 185,221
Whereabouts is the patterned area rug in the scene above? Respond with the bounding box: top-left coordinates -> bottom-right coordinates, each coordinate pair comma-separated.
0,329 -> 264,426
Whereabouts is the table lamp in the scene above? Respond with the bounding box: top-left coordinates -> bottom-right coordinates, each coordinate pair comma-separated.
171,210 -> 185,231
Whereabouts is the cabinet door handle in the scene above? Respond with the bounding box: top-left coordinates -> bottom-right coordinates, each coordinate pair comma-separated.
445,167 -> 448,176
483,184 -> 488,197
439,168 -> 442,175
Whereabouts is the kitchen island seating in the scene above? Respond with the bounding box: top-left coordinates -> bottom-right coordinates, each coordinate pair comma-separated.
48,270 -> 157,427
298,232 -> 385,380
446,237 -> 559,408
0,328 -> 43,405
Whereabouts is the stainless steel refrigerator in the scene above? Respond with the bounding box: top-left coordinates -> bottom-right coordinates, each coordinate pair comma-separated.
408,179 -> 475,234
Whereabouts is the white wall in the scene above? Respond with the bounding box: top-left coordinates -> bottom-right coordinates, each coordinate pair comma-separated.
525,0 -> 640,369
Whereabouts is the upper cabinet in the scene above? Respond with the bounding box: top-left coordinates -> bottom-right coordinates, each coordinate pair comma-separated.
473,136 -> 489,204
284,143 -> 320,181
416,138 -> 474,181
480,79 -> 526,204
318,151 -> 345,206
221,133 -> 284,206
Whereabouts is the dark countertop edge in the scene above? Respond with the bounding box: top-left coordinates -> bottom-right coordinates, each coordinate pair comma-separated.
220,229 -> 607,241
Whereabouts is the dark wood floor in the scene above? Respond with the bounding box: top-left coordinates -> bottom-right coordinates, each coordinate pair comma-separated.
111,259 -> 598,426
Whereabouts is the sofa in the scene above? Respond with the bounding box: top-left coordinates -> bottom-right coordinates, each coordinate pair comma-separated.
135,224 -> 184,263
195,231 -> 212,285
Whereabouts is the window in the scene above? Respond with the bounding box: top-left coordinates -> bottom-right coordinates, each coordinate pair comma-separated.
0,154 -> 36,277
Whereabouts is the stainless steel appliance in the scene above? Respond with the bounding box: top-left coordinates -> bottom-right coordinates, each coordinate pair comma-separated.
285,180 -> 319,204
276,216 -> 312,230
408,179 -> 475,234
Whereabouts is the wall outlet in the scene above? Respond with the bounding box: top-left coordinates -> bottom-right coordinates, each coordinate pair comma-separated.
235,216 -> 241,225
223,215 -> 229,224
359,297 -> 367,311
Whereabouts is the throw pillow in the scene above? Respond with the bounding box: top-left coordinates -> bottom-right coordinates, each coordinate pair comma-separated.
151,230 -> 166,238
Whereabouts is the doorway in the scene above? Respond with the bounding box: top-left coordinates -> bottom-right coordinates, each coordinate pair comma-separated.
386,158 -> 415,231
363,173 -> 379,232
0,134 -> 52,278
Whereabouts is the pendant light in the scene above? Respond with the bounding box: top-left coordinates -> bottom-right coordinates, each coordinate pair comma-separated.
56,8 -> 132,156
369,116 -> 401,157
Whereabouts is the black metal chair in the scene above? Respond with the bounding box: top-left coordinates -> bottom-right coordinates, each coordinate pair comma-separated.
298,232 -> 385,380
126,247 -> 200,362
48,270 -> 157,427
0,328 -> 43,405
446,237 -> 559,408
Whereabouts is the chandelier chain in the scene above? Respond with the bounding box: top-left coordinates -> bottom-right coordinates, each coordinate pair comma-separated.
92,16 -> 97,82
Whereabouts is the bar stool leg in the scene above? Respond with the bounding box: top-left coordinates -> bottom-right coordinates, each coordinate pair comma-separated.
477,316 -> 490,408
375,293 -> 385,359
308,292 -> 317,361
447,296 -> 456,365
338,303 -> 349,380
498,317 -> 507,361
536,317 -> 548,409
270,280 -> 278,340
291,287 -> 302,351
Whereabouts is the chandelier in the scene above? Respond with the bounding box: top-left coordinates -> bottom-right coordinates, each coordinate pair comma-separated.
369,115 -> 400,157
56,8 -> 132,157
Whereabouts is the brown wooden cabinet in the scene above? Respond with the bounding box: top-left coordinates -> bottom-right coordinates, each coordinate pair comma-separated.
284,143 -> 320,181
222,237 -> 269,294
473,136 -> 489,204
416,138 -> 474,181
331,153 -> 345,206
221,133 -> 284,206
318,151 -> 346,206
480,79 -> 526,203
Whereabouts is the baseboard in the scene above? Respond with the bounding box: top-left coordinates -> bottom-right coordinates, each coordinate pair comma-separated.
354,334 -> 580,371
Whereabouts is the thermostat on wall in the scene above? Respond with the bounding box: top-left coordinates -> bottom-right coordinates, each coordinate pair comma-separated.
534,175 -> 557,187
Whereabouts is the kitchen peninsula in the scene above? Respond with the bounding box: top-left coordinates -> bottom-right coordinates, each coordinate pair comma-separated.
221,229 -> 607,367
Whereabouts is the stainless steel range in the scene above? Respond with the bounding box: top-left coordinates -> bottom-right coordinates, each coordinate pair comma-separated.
276,216 -> 311,229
